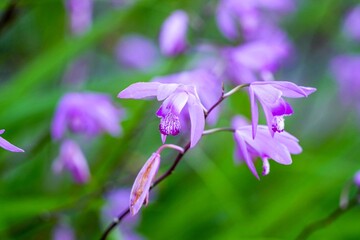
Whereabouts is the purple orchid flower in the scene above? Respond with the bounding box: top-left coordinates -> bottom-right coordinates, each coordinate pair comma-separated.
216,0 -> 294,40
343,5 -> 360,42
118,81 -> 206,148
224,36 -> 291,84
130,144 -> 183,215
354,171 -> 360,187
159,10 -> 188,57
152,69 -> 223,125
52,222 -> 75,240
0,129 -> 24,152
102,189 -> 144,240
52,139 -> 90,184
116,34 -> 158,71
232,116 -> 302,179
65,0 -> 93,35
330,55 -> 360,105
52,92 -> 123,140
249,81 -> 316,138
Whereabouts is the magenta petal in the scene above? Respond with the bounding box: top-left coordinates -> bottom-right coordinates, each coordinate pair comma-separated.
234,131 -> 259,179
118,82 -> 161,99
188,96 -> 205,148
130,153 -> 160,216
271,98 -> 293,116
0,136 -> 24,152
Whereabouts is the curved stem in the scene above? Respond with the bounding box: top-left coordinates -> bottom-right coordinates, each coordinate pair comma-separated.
203,127 -> 235,135
296,191 -> 359,240
100,83 -> 249,240
205,83 -> 249,117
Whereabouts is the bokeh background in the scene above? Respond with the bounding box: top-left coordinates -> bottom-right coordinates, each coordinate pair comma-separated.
0,0 -> 359,239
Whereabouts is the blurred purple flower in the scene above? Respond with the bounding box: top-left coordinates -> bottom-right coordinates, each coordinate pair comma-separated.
118,82 -> 205,147
53,222 -> 75,240
331,55 -> 360,105
249,81 -> 316,138
354,171 -> 360,187
102,189 -> 144,240
130,153 -> 160,216
52,92 -> 123,140
0,129 -> 24,152
343,5 -> 360,41
216,0 -> 294,40
53,139 -> 90,184
159,10 -> 188,56
65,0 -> 93,35
224,35 -> 291,84
232,116 -> 302,179
116,34 -> 158,71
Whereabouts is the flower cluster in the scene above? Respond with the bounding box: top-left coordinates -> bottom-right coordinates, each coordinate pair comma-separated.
117,4 -> 316,216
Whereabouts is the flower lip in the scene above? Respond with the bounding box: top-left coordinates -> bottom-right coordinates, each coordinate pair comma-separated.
159,112 -> 181,136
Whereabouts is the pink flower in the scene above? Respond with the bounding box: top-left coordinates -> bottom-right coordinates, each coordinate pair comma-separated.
52,92 -> 123,140
65,0 -> 93,35
116,34 -> 158,71
159,10 -> 188,56
232,116 -> 302,179
343,5 -> 360,41
118,81 -> 205,148
249,81 -> 316,138
53,139 -> 90,184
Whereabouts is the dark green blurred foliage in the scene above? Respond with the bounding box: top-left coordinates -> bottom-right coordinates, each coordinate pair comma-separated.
0,0 -> 359,239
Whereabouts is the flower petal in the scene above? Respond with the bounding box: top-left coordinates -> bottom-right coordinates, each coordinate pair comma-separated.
271,81 -> 317,98
249,86 -> 259,139
0,132 -> 24,152
157,83 -> 179,101
188,96 -> 205,148
234,131 -> 259,179
118,82 -> 161,99
130,153 -> 160,216
60,140 -> 90,184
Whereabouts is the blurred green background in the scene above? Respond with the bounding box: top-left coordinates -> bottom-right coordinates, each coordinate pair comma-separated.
0,0 -> 359,239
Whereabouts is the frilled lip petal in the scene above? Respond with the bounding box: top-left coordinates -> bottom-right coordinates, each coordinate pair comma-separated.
130,153 -> 160,216
118,82 -> 162,99
0,130 -> 24,152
